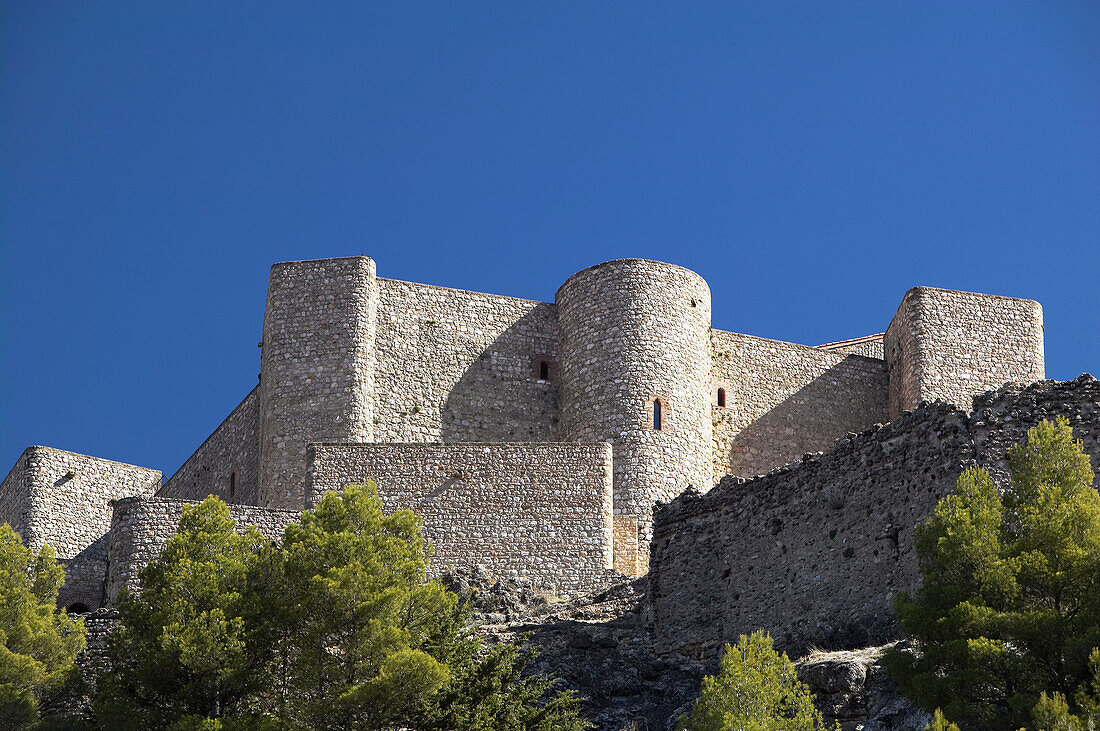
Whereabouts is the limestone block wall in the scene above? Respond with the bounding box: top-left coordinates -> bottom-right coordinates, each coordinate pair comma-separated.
105,497 -> 299,605
258,257 -> 378,509
306,442 -> 614,593
372,279 -> 560,444
0,447 -> 161,609
710,331 -> 888,480
884,287 -> 1044,419
557,260 -> 713,567
160,387 -> 259,505
649,376 -> 1100,660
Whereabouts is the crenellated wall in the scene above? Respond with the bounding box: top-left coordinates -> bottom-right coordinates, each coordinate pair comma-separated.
306,442 -> 615,593
160,387 -> 260,505
557,260 -> 713,567
258,257 -> 378,509
710,331 -> 888,480
649,375 -> 1100,660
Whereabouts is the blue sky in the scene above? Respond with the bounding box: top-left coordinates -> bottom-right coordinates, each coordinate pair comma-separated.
2,2 -> 1098,477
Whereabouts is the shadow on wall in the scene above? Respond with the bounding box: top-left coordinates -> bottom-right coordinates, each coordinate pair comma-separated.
58,533 -> 110,610
440,304 -> 561,443
720,357 -> 888,480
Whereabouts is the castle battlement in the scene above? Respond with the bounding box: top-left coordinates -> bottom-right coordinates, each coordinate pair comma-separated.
1,256 -> 1046,609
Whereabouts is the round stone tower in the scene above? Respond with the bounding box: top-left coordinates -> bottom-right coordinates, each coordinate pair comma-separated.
556,259 -> 713,559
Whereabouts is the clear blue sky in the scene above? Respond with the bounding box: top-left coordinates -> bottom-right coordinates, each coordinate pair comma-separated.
2,2 -> 1097,477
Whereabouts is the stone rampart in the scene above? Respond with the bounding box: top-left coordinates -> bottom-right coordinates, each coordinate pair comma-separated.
160,387 -> 259,504
105,496 -> 299,605
650,375 -> 1100,660
710,330 -> 888,480
306,442 -> 615,593
372,278 -> 560,444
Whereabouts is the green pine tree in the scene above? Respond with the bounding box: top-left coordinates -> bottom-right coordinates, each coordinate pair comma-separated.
886,418 -> 1100,730
93,496 -> 273,729
0,523 -> 86,730
676,630 -> 837,730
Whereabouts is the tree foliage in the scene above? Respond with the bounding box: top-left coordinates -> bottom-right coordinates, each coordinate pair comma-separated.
887,418 -> 1100,730
0,523 -> 86,730
95,483 -> 590,730
676,630 -> 836,731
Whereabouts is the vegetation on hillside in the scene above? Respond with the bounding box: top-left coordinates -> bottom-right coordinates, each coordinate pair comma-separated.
676,630 -> 837,730
0,524 -> 86,730
887,418 -> 1100,730
94,483 -> 591,730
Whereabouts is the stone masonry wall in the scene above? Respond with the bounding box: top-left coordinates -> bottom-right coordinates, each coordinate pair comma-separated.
160,387 -> 259,505
884,287 -> 1044,419
649,376 -> 1100,660
556,260 -> 713,570
306,442 -> 614,593
105,496 -> 299,605
258,257 -> 378,509
372,279 -> 560,444
0,448 -> 162,609
0,449 -> 33,538
710,330 -> 888,480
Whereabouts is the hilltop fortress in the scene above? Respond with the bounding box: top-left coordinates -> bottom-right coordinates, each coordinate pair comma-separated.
1,257 -> 1050,616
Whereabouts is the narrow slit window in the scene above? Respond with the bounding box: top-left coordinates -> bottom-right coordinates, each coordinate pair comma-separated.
539,361 -> 549,380
229,471 -> 237,499
717,388 -> 726,407
653,399 -> 662,430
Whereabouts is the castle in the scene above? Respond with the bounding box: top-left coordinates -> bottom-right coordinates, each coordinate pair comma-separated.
1,256 -> 1047,613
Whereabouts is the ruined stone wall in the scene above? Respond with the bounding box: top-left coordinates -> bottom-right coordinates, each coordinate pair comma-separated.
105,497 -> 299,605
884,287 -> 1044,419
258,257 -> 378,509
160,387 -> 259,505
372,279 -> 560,444
710,330 -> 888,480
557,260 -> 713,568
306,442 -> 614,593
650,376 -> 1100,660
0,448 -> 161,609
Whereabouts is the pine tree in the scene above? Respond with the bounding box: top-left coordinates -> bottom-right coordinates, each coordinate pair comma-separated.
0,523 -> 86,730
676,630 -> 836,730
887,418 -> 1100,730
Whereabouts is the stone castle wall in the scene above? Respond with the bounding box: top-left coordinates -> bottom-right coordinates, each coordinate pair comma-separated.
649,376 -> 1100,660
306,442 -> 615,593
710,330 -> 888,479
105,496 -> 299,605
0,448 -> 161,609
258,256 -> 378,509
556,260 -> 713,568
372,278 -> 560,444
884,287 -> 1044,419
160,387 -> 260,505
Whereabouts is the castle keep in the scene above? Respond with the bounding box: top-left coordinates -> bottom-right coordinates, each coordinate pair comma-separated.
1,257 -> 1046,611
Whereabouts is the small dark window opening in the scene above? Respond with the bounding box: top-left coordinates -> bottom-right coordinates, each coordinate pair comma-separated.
67,602 -> 89,614
539,361 -> 549,380
717,388 -> 726,407
228,471 -> 237,499
653,400 -> 662,430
